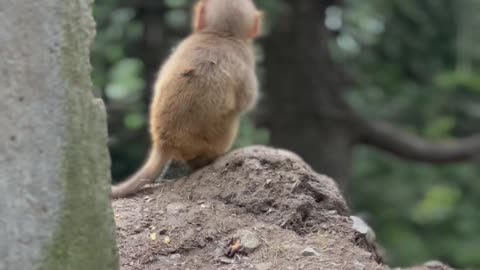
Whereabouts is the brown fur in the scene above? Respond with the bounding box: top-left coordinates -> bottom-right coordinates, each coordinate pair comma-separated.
111,0 -> 262,198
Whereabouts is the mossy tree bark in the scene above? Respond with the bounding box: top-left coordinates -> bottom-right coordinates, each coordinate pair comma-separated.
0,0 -> 118,269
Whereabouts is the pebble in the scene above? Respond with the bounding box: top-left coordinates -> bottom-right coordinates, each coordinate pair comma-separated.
327,210 -> 338,215
301,247 -> 320,256
236,230 -> 261,253
170,254 -> 181,260
424,260 -> 446,268
216,257 -> 234,264
350,216 -> 376,243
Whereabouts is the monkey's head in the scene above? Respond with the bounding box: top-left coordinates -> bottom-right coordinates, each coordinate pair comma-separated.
193,0 -> 262,39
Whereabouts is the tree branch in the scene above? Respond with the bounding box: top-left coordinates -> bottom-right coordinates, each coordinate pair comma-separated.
358,120 -> 480,163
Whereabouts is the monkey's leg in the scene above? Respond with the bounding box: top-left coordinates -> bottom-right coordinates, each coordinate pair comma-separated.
187,155 -> 216,170
161,160 -> 193,180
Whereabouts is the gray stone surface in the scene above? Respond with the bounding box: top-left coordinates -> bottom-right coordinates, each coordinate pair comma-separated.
301,247 -> 320,257
0,0 -> 118,269
236,229 -> 261,254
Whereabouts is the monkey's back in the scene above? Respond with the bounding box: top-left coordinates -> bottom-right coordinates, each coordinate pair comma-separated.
150,33 -> 255,161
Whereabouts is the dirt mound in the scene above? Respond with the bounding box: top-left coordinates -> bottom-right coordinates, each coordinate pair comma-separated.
112,146 -> 454,270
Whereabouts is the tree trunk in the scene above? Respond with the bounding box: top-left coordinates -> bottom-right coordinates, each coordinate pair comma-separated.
0,0 -> 118,269
134,1 -> 189,103
260,1 -> 356,190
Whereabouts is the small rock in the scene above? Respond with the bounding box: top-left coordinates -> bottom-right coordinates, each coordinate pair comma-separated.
170,254 -> 181,260
216,257 -> 235,264
424,261 -> 447,269
149,232 -> 157,241
236,230 -> 261,253
166,202 -> 187,215
163,236 -> 171,244
133,225 -> 143,233
301,247 -> 320,257
197,239 -> 206,248
351,216 -> 369,234
255,262 -> 273,270
351,216 -> 376,243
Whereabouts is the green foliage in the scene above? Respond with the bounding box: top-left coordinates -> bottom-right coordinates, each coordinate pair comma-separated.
105,58 -> 145,100
412,185 -> 462,224
164,0 -> 189,9
92,4 -> 144,94
165,9 -> 189,30
233,116 -> 270,149
436,68 -> 480,94
164,0 -> 190,31
353,149 -> 480,267
256,0 -> 290,34
340,0 -> 480,268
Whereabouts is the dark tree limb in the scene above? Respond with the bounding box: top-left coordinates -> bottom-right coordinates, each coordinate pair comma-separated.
358,119 -> 480,163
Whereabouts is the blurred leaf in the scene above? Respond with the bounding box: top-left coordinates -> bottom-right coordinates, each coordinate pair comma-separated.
423,116 -> 455,139
111,8 -> 136,25
381,225 -> 429,265
124,113 -> 146,130
435,69 -> 480,93
233,116 -> 270,148
165,9 -> 189,30
106,58 -> 145,100
164,0 -> 189,9
412,185 -> 462,224
256,0 -> 290,34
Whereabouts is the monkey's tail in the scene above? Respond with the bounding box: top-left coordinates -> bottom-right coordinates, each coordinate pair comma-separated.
111,148 -> 172,199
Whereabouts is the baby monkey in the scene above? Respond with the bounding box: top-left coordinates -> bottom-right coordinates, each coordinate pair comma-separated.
111,0 -> 262,198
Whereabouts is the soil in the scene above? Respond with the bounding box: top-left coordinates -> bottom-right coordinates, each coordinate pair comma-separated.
112,146 -> 454,270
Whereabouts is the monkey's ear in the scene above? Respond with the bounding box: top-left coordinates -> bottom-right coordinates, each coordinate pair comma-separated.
194,1 -> 207,31
248,11 -> 263,39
